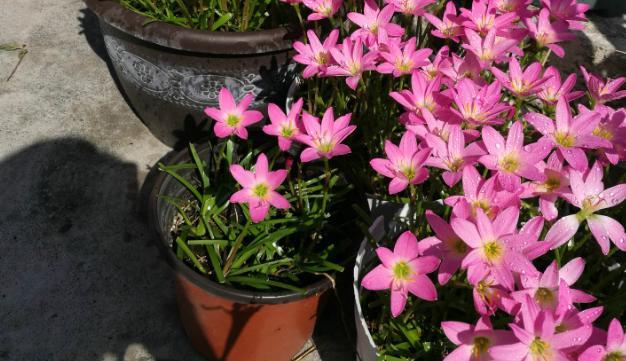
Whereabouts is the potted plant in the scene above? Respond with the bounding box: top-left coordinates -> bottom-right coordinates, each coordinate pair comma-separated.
85,0 -> 305,147
148,86 -> 361,360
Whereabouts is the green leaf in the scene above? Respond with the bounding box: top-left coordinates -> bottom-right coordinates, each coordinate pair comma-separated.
175,236 -> 207,274
158,163 -> 202,202
189,144 -> 210,189
211,13 -> 233,31
227,276 -> 304,293
188,239 -> 229,246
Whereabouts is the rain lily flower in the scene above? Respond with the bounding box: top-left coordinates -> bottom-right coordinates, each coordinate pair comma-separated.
421,46 -> 453,80
390,73 -> 447,119
514,216 -> 552,261
204,88 -> 263,139
479,122 -> 551,191
327,37 -> 378,90
525,97 -> 609,171
229,153 -> 289,223
406,108 -> 459,143
580,66 -> 626,106
472,276 -> 517,316
452,207 -> 537,290
460,0 -> 518,36
263,98 -> 304,151
441,53 -> 483,85
423,1 -> 463,42
361,231 -> 440,317
553,292 -> 603,336
425,124 -> 486,187
545,161 -> 626,254
526,152 -> 570,221
579,104 -> 626,165
347,0 -> 404,46
450,78 -> 512,126
296,107 -> 356,162
377,37 -> 432,77
462,28 -> 520,68
370,131 -> 432,194
541,0 -> 589,30
493,0 -> 533,18
579,319 -> 626,361
491,58 -> 552,98
293,30 -> 339,78
385,0 -> 435,15
512,258 -> 595,309
537,67 -> 584,105
442,317 -> 516,361
525,8 -> 576,58
302,0 -> 342,20
490,296 -> 592,361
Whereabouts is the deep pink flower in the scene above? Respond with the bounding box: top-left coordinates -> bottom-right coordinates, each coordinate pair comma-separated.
390,72 -> 447,119
450,78 -> 512,126
442,317 -> 515,361
525,152 -> 570,221
525,8 -> 576,58
460,0 -> 518,36
263,98 -> 304,151
537,66 -> 584,105
541,0 -> 589,30
421,46 -> 453,80
361,231 -> 440,317
377,37 -> 431,77
441,53 -> 483,85
348,0 -> 404,46
479,121 -> 551,191
385,0 -> 435,15
426,124 -> 485,187
327,37 -> 378,90
204,88 -> 263,139
296,107 -> 356,162
229,153 -> 290,223
578,104 -> 626,165
525,97 -> 609,171
514,216 -> 552,261
462,28 -> 520,68
370,131 -> 432,194
491,58 -> 551,98
406,108 -> 460,142
490,296 -> 592,361
293,30 -> 339,78
580,66 -> 626,106
492,0 -> 533,18
302,0 -> 342,20
579,319 -> 626,361
472,276 -> 517,316
452,207 -> 537,290
545,161 -> 626,254
423,1 -> 463,42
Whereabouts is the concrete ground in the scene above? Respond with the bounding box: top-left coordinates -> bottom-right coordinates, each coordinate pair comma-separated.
0,1 -> 624,360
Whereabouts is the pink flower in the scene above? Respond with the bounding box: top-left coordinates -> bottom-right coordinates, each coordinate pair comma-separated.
327,37 -> 378,90
526,152 -> 570,221
229,153 -> 290,223
361,231 -> 440,317
537,67 -> 584,105
377,37 -> 432,77
579,319 -> 626,361
296,107 -> 356,162
204,88 -> 263,139
491,58 -> 551,98
302,0 -> 342,20
422,46 -> 453,80
492,0 -> 533,18
580,66 -> 626,106
462,28 -> 520,68
385,0 -> 435,15
541,0 -> 589,30
423,1 -> 463,42
490,296 -> 592,361
425,124 -> 485,187
545,161 -> 626,254
406,108 -> 459,142
579,104 -> 626,165
390,72 -> 447,120
348,0 -> 404,46
442,317 -> 515,361
441,53 -> 483,84
452,207 -> 537,290
370,131 -> 432,194
262,98 -> 304,151
460,0 -> 518,36
525,98 -> 609,171
450,78 -> 512,126
525,8 -> 576,58
472,276 -> 517,316
479,122 -> 551,191
293,30 -> 339,78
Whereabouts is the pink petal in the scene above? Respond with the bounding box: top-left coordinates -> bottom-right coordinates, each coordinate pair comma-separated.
597,184 -> 626,211
546,214 -> 581,249
370,158 -> 395,178
389,177 -> 409,195
551,325 -> 592,349
249,202 -> 270,223
506,121 -> 524,151
267,103 -> 286,125
482,126 -> 506,155
451,217 -> 482,248
300,147 -> 321,163
266,169 -> 287,189
254,153 -> 269,177
376,247 -> 396,268
560,146 -> 588,171
229,165 -> 255,188
229,189 -> 250,204
559,257 -> 585,286
214,121 -> 234,138
361,264 -> 393,290
489,342 -> 528,360
390,287 -> 408,317
587,215 -> 626,254
441,321 -> 473,345
409,256 -> 440,274
393,231 -> 420,259
493,206 -> 519,236
607,318 -> 624,350
218,87 -> 236,111
204,107 -> 224,122
443,345 -> 473,361
539,261 -> 559,288
578,345 -> 606,361
438,255 -> 462,285
267,191 -> 290,209
407,274 -> 437,301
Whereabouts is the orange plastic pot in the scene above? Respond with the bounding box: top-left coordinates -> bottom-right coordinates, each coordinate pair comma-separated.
148,146 -> 332,361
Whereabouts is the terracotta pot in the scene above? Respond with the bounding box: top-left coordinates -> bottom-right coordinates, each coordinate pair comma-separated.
148,146 -> 332,361
84,0 -> 299,148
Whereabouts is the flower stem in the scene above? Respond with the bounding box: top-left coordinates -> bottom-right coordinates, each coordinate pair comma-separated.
321,157 -> 331,214
223,220 -> 251,276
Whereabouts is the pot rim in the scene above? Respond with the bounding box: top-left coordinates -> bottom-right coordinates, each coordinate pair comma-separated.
84,0 -> 299,55
147,145 -> 333,305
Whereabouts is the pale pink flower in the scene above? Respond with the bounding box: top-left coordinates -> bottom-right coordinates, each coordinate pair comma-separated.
442,317 -> 515,361
537,66 -> 584,105
204,88 -> 263,139
361,231 -> 440,317
327,37 -> 378,90
293,30 -> 339,78
462,28 -> 520,68
296,107 -> 356,162
370,131 -> 432,194
229,153 -> 290,223
525,8 -> 576,58
580,66 -> 626,106
460,0 -> 518,36
450,78 -> 512,126
541,0 -> 589,30
263,98 -> 304,151
377,37 -> 432,77
348,0 -> 404,46
545,161 -> 626,254
423,1 -> 463,42
491,58 -> 552,98
579,319 -> 626,361
385,0 -> 435,15
302,0 -> 342,20
525,98 -> 609,171
452,207 -> 538,290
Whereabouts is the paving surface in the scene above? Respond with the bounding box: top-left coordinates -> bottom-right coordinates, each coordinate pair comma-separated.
0,1 -> 624,360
